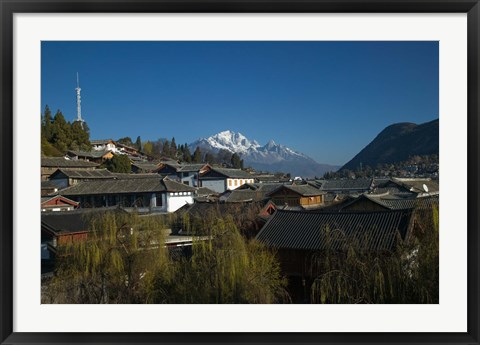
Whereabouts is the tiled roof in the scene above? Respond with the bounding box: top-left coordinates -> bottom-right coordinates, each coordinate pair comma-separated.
131,162 -> 161,171
90,139 -> 115,145
268,184 -> 325,197
41,157 -> 99,168
68,150 -> 112,159
41,195 -> 79,206
41,208 -> 125,234
51,169 -> 115,179
113,173 -> 160,179
203,168 -> 253,179
392,178 -> 439,194
60,177 -> 195,196
195,187 -> 218,196
366,194 -> 439,210
256,209 -> 413,252
177,202 -> 259,218
41,180 -> 58,189
177,164 -> 208,172
219,189 -> 267,203
320,178 -> 373,191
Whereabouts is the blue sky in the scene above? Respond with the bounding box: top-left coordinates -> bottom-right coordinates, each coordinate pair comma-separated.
41,41 -> 438,166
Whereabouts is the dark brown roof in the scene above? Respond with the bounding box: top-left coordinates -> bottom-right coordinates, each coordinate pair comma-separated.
41,157 -> 99,168
256,209 -> 413,252
59,177 -> 196,196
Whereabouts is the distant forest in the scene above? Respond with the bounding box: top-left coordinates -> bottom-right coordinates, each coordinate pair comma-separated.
41,105 -> 244,169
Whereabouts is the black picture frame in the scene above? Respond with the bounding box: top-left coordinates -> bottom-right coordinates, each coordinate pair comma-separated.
1,1 -> 479,344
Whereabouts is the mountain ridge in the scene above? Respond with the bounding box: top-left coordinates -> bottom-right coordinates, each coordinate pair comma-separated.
189,130 -> 338,177
340,119 -> 439,171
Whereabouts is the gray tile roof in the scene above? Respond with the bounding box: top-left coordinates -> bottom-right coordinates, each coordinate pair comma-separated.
177,164 -> 209,172
365,194 -> 439,210
219,189 -> 267,203
68,149 -> 112,159
320,178 -> 374,191
204,167 -> 253,179
268,184 -> 325,197
42,208 -> 125,234
392,178 -> 439,194
59,177 -> 196,196
256,209 -> 413,252
51,169 -> 115,179
41,157 -> 99,168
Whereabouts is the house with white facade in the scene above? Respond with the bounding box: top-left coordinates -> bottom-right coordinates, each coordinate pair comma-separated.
199,167 -> 255,194
59,176 -> 195,213
157,162 -> 210,187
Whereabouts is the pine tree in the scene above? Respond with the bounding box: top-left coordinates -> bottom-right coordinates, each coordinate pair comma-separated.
135,136 -> 142,151
183,144 -> 192,163
170,137 -> 177,158
192,147 -> 202,163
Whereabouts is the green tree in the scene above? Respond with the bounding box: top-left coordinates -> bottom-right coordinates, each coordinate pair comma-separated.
162,139 -> 171,157
204,152 -> 214,164
102,154 -> 131,173
143,141 -> 153,156
41,105 -> 53,141
117,137 -> 134,147
70,121 -> 91,151
231,153 -> 243,169
50,110 -> 71,153
135,136 -> 142,151
192,147 -> 202,163
159,215 -> 288,304
183,144 -> 192,163
170,137 -> 177,158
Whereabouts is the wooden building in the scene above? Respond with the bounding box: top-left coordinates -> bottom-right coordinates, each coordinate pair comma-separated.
41,195 -> 79,212
266,184 -> 326,209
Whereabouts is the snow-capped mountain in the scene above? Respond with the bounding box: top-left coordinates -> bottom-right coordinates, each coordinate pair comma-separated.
189,130 -> 339,177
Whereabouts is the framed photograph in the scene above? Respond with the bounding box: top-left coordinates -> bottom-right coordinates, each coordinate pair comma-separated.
1,1 -> 479,344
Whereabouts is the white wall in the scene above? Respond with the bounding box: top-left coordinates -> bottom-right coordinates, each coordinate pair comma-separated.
226,178 -> 254,191
166,192 -> 194,213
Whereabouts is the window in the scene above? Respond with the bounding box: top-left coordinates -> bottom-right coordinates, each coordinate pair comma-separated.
183,181 -> 189,185
228,180 -> 232,186
234,180 -> 238,186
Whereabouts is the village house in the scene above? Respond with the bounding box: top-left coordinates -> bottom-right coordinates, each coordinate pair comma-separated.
157,162 -> 210,187
48,168 -> 117,188
41,157 -> 99,181
316,178 -> 374,195
199,167 -> 255,193
59,176 -> 195,213
255,208 -> 415,302
41,195 -> 79,212
90,139 -> 117,152
338,193 -> 439,213
266,184 -> 326,209
66,149 -> 114,163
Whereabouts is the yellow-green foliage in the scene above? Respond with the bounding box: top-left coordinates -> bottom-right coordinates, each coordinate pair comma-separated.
163,215 -> 288,304
310,206 -> 439,304
43,210 -> 288,304
45,211 -> 173,304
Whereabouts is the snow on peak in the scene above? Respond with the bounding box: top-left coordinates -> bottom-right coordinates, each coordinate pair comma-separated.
202,130 -> 260,154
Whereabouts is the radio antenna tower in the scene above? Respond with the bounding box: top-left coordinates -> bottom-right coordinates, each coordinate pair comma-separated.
75,72 -> 85,128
